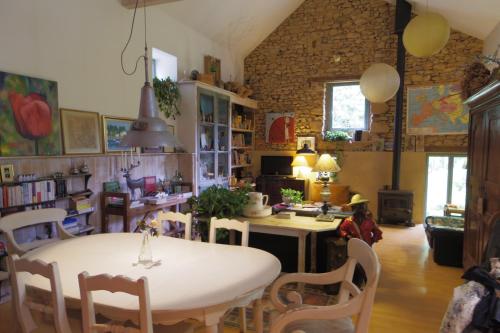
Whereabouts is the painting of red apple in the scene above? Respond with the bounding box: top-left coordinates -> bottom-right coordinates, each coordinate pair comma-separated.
0,71 -> 62,156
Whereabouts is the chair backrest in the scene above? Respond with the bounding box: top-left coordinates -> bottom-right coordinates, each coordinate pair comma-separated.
0,208 -> 73,256
8,254 -> 72,333
339,238 -> 381,333
209,217 -> 249,247
157,211 -> 192,240
78,272 -> 153,333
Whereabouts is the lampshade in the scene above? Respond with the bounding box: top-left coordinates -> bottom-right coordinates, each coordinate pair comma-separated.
312,153 -> 341,173
296,143 -> 315,155
403,12 -> 450,58
360,63 -> 400,103
121,81 -> 179,148
291,155 -> 309,167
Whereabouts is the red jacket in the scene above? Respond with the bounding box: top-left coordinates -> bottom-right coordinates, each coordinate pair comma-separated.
339,216 -> 383,246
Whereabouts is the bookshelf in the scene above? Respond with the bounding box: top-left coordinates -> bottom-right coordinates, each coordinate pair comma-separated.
230,102 -> 256,183
0,173 -> 95,236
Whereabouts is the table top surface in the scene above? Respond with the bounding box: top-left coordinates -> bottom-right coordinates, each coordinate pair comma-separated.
240,215 -> 342,232
22,233 -> 281,312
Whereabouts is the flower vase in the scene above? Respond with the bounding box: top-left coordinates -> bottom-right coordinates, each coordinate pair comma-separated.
138,231 -> 153,264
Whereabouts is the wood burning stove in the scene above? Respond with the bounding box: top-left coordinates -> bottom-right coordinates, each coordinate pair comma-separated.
378,190 -> 414,226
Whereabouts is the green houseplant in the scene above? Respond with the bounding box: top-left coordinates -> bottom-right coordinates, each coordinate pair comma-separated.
281,188 -> 303,205
188,185 -> 251,241
153,77 -> 180,119
324,130 -> 351,142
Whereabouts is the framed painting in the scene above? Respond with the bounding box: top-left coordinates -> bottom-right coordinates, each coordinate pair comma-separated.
297,136 -> 316,151
0,71 -> 62,156
60,109 -> 102,154
0,164 -> 15,183
102,116 -> 135,153
265,112 -> 295,144
407,83 -> 467,135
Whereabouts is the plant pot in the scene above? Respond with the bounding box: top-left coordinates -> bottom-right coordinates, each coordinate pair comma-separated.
282,196 -> 292,205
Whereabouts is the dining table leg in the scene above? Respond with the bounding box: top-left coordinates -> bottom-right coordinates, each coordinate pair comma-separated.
253,298 -> 263,333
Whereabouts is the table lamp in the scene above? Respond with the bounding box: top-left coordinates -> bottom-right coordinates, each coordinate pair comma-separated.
291,155 -> 310,179
312,153 -> 341,215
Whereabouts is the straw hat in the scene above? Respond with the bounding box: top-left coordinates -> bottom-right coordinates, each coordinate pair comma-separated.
347,194 -> 369,206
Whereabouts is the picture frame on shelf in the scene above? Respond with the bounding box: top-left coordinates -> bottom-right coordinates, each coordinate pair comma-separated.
0,164 -> 15,183
102,116 -> 135,153
297,136 -> 316,151
163,125 -> 175,153
60,108 -> 102,154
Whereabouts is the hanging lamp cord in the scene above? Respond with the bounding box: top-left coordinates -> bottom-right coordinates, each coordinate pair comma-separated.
121,0 -> 148,76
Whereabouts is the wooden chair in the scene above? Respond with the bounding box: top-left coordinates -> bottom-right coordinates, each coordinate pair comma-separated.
157,211 -> 192,240
269,238 -> 381,333
8,254 -> 76,333
78,272 -> 194,333
209,217 -> 250,333
0,208 -> 73,256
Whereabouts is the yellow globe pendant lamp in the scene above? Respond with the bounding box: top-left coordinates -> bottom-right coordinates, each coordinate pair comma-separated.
360,63 -> 401,103
403,12 -> 450,57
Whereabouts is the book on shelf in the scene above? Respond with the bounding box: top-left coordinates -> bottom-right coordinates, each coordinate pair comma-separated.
0,180 -> 57,209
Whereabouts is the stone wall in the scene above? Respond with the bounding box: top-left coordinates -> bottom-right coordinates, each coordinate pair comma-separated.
244,0 -> 483,152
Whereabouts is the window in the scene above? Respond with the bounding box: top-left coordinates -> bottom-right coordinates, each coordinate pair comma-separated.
324,82 -> 369,131
152,47 -> 177,80
425,154 -> 467,217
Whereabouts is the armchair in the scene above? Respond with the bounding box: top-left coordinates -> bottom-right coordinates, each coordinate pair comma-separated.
269,238 -> 380,333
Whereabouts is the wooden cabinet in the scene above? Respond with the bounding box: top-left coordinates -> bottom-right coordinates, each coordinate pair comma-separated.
463,80 -> 500,269
256,176 -> 306,205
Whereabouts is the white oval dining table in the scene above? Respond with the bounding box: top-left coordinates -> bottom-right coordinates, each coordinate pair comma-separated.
22,233 -> 282,333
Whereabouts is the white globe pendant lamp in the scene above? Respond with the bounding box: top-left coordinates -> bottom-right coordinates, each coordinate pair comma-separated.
360,63 -> 401,103
403,12 -> 450,57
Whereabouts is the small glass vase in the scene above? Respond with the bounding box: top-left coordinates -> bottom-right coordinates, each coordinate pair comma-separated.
138,230 -> 153,264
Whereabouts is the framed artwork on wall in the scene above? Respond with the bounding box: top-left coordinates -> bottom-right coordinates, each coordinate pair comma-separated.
265,112 -> 295,144
60,109 -> 102,154
407,83 -> 467,135
0,164 -> 15,183
102,116 -> 135,153
163,125 -> 175,153
0,71 -> 62,156
296,136 -> 316,151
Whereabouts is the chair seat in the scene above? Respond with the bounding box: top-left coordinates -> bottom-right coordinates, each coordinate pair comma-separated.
285,317 -> 355,333
154,321 -> 195,333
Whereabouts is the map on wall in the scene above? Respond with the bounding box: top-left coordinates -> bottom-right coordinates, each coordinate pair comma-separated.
406,83 -> 467,135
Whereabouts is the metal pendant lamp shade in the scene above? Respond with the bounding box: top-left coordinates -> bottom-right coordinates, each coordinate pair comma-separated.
121,82 -> 177,148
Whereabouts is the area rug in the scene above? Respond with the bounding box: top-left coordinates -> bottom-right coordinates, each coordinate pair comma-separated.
225,283 -> 338,332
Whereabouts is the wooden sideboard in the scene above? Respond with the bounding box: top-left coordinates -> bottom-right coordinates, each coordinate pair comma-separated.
463,79 -> 500,269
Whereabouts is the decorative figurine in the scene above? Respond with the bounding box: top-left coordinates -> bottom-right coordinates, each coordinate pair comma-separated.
80,163 -> 89,174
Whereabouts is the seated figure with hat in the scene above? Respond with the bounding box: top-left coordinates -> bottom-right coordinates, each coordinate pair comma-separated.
339,194 -> 383,246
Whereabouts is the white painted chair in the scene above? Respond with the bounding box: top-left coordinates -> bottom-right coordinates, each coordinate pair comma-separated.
209,217 -> 249,246
157,211 -> 192,240
0,208 -> 73,256
78,272 -> 194,333
209,217 -> 250,333
8,254 -> 76,333
269,238 -> 381,333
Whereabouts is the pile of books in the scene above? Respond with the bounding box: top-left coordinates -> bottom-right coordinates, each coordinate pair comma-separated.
70,196 -> 92,214
63,217 -> 80,234
0,180 -> 57,208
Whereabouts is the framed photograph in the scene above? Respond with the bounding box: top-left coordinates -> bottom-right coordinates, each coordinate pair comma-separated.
163,125 -> 176,153
297,136 -> 316,151
0,71 -> 62,156
102,116 -> 135,153
60,109 -> 102,154
407,83 -> 466,135
0,164 -> 15,182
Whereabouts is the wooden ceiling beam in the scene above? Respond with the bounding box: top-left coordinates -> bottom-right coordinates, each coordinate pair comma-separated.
120,0 -> 182,9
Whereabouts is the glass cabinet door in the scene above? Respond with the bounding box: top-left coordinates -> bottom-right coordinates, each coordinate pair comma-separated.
200,152 -> 215,181
199,92 -> 214,123
217,96 -> 229,126
218,152 -> 229,178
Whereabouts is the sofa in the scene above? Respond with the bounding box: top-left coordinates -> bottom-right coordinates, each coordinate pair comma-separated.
424,216 -> 464,267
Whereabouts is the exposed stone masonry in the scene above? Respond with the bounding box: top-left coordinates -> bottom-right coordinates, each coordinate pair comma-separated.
244,0 -> 483,152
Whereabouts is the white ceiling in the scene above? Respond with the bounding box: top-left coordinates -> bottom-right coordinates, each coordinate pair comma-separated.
152,0 -> 499,58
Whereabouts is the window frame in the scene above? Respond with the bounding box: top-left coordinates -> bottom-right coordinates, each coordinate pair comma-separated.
324,81 -> 370,132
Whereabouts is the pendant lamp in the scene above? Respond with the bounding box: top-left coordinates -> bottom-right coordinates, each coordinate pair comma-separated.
120,0 -> 177,148
360,63 -> 400,103
403,12 -> 450,58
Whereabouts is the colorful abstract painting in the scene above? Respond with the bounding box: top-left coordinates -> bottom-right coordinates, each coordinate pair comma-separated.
265,112 -> 295,143
407,83 -> 467,135
0,71 -> 62,156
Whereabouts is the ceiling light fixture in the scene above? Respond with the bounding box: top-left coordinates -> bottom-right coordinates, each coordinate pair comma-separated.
120,0 -> 176,148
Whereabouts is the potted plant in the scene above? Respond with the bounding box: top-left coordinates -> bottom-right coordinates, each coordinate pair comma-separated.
281,188 -> 303,205
188,185 -> 251,241
153,77 -> 181,120
324,130 -> 351,142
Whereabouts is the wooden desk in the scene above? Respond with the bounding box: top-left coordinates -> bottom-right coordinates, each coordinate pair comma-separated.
239,215 -> 342,273
101,192 -> 189,233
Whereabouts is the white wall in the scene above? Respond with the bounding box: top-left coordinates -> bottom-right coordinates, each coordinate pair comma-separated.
0,0 -> 238,120
483,22 -> 500,70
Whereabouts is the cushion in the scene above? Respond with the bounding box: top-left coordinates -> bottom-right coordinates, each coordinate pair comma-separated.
285,317 -> 355,333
